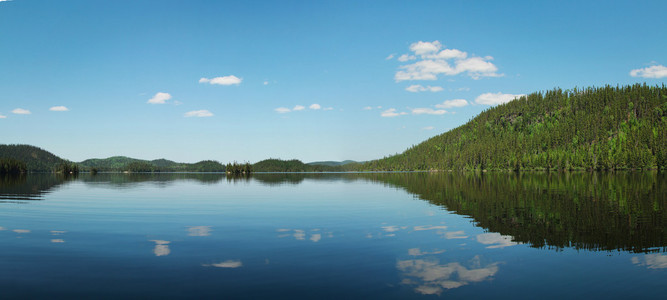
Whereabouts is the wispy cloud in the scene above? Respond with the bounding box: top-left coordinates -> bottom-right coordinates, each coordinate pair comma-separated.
199,75 -> 242,85
422,126 -> 434,130
381,108 -> 408,117
386,54 -> 396,60
393,40 -> 502,81
323,107 -> 334,111
275,107 -> 291,113
12,108 -> 31,115
309,104 -> 321,110
147,92 -> 172,104
49,106 -> 69,112
411,108 -> 446,115
630,64 -> 667,78
293,105 -> 305,111
0,114 -> 6,119
405,85 -> 443,93
435,99 -> 468,109
184,110 -> 213,117
475,92 -> 524,106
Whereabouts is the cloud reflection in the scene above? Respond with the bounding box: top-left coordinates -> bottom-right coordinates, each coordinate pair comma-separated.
397,255 -> 499,295
631,254 -> 667,269
408,248 -> 445,256
187,226 -> 212,237
150,240 -> 171,256
51,239 -> 65,243
203,260 -> 243,268
12,229 -> 30,234
445,231 -> 468,239
277,228 -> 328,243
476,233 -> 518,248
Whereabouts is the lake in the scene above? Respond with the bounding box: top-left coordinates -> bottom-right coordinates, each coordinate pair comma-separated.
0,172 -> 665,299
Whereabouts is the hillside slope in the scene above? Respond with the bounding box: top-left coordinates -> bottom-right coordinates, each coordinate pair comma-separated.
0,145 -> 68,172
363,84 -> 667,171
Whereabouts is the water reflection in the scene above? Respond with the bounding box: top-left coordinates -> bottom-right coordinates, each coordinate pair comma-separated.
397,255 -> 500,295
187,226 -> 212,237
277,228 -> 331,242
631,254 -> 667,269
150,240 -> 171,256
476,233 -> 520,249
360,172 -> 666,253
203,260 -> 243,268
0,174 -> 74,202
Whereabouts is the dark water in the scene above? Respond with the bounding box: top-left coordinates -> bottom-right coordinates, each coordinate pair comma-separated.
0,172 -> 665,299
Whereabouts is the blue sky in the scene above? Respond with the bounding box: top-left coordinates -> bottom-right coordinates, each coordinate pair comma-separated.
1,0 -> 665,163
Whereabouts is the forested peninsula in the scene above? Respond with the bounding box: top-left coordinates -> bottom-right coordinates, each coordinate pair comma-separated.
1,84 -> 665,172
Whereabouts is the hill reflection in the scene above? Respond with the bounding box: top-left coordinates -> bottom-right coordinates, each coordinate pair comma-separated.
359,172 -> 666,253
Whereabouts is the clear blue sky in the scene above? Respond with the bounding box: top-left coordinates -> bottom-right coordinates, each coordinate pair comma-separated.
1,0 -> 665,163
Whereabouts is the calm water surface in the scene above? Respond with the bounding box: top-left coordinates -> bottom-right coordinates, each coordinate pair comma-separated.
0,172 -> 665,299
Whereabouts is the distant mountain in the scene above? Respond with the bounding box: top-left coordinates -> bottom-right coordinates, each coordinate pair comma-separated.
0,144 -> 68,172
307,160 -> 359,167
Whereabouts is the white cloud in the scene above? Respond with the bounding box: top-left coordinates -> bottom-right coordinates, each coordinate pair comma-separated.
381,108 -> 407,117
263,81 -> 269,85
398,54 -> 417,62
293,105 -> 305,111
12,108 -> 31,115
323,107 -> 334,111
184,110 -> 213,117
475,92 -> 525,106
630,64 -> 667,78
422,126 -> 434,130
147,92 -> 171,104
435,99 -> 468,109
411,108 -> 446,115
275,107 -> 291,113
386,54 -> 395,60
0,114 -> 6,119
309,104 -> 321,110
49,106 -> 69,112
199,75 -> 242,85
394,40 -> 502,81
409,41 -> 442,55
363,106 -> 373,110
405,85 -> 444,93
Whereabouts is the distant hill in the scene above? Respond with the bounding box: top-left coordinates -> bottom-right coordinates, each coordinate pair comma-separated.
79,156 -> 224,172
307,160 -> 359,167
362,84 -> 667,171
0,144 -> 68,172
254,159 -> 358,172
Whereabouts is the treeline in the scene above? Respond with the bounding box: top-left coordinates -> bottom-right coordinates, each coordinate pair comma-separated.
0,158 -> 27,174
226,162 -> 252,175
362,84 -> 667,171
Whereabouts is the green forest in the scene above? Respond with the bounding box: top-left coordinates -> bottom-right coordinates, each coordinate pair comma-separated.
363,84 -> 667,171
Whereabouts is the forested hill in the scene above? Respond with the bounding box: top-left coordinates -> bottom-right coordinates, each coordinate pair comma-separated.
363,84 -> 667,171
0,145 -> 68,172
